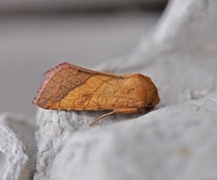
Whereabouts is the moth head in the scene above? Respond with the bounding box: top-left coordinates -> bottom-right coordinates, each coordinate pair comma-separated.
145,87 -> 160,110
137,74 -> 160,110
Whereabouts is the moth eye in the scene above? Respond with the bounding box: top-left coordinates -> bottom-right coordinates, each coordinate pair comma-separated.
145,103 -> 154,112
146,103 -> 153,107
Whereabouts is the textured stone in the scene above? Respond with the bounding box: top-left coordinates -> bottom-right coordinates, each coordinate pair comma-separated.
0,113 -> 35,180
33,108 -> 136,180
50,94 -> 217,180
98,0 -> 217,107
1,0 -> 217,179
34,0 -> 217,179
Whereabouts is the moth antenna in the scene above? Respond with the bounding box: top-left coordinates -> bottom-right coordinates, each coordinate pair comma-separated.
138,107 -> 146,114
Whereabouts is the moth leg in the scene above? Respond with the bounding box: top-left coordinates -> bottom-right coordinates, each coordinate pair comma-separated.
90,111 -> 115,126
90,108 -> 139,126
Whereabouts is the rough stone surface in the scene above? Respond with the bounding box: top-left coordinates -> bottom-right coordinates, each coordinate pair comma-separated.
0,113 -> 36,180
34,0 -> 217,179
1,0 -> 217,179
34,109 -> 137,180
98,0 -> 217,107
50,94 -> 217,180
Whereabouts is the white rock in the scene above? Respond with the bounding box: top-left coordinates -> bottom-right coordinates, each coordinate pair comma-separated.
0,0 -> 215,179
99,0 -> 217,72
0,113 -> 35,180
34,0 -> 217,179
49,94 -> 217,180
98,0 -> 217,106
34,109 -> 133,180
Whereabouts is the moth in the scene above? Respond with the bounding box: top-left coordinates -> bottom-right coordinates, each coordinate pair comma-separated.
33,62 -> 160,125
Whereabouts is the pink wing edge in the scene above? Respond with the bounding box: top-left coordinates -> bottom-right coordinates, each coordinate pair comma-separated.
33,62 -> 72,104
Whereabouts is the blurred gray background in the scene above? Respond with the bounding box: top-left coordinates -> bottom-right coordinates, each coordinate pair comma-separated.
0,0 -> 166,117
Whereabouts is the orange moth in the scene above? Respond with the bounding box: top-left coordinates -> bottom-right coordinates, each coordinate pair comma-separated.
33,62 -> 160,125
